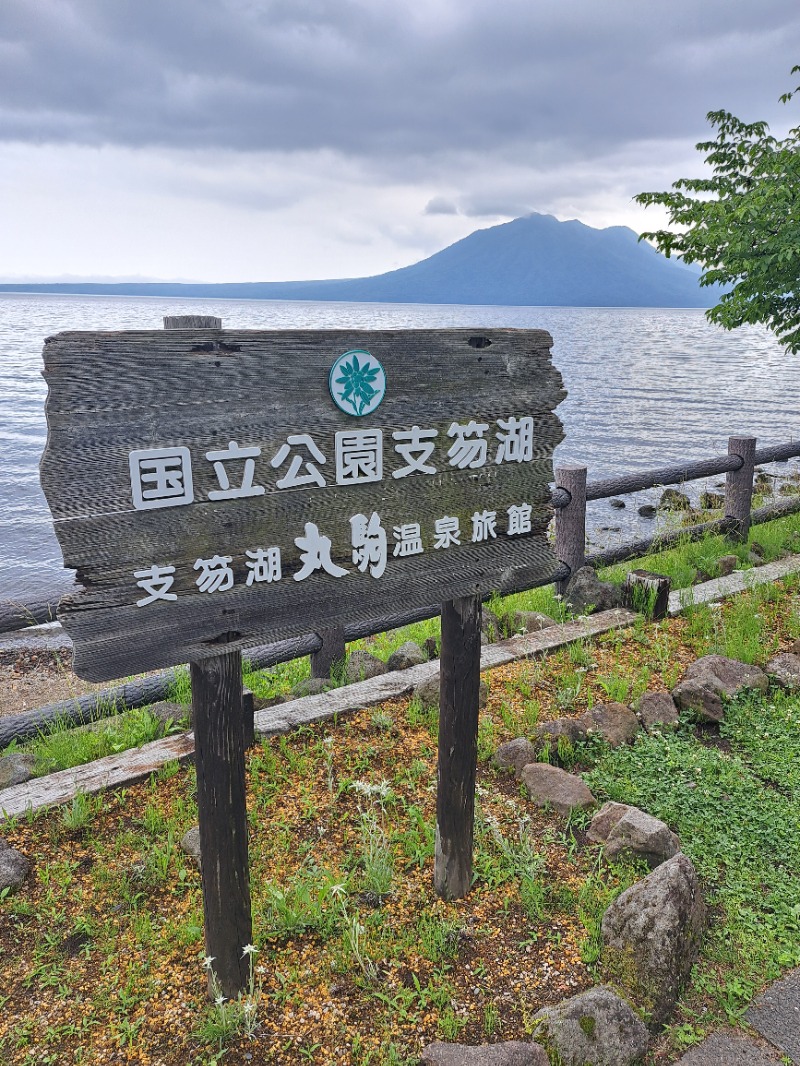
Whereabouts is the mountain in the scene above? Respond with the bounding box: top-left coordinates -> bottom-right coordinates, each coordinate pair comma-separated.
0,213 -> 717,307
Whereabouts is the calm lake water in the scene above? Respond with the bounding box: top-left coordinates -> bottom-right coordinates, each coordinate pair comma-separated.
1,292 -> 798,604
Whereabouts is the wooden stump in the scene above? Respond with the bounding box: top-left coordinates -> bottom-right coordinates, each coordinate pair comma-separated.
623,569 -> 671,620
434,594 -> 482,900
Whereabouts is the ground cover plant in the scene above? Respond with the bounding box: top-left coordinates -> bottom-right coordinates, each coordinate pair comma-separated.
2,573 -> 800,1062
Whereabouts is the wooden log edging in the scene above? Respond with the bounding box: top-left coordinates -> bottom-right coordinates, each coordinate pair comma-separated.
0,608 -> 637,822
6,545 -> 800,823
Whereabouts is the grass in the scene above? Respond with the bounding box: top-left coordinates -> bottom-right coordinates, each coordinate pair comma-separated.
3,571 -> 800,1061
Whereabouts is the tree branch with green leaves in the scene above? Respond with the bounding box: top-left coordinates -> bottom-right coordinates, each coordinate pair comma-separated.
636,66 -> 800,353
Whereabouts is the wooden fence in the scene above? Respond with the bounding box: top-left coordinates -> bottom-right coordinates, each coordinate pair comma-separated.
2,432 -> 800,749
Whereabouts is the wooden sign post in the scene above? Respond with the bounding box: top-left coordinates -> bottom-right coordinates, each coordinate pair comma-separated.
39,322 -> 565,987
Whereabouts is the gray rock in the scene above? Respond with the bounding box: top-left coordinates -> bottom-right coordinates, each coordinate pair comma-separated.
386,641 -> 427,671
609,498 -> 626,509
748,551 -> 766,566
520,764 -> 596,817
0,752 -> 37,789
421,1042 -> 548,1065
587,802 -> 632,845
699,491 -> 725,510
180,826 -> 202,867
671,679 -> 725,723
147,700 -> 189,727
508,611 -> 558,634
423,636 -> 440,660
536,717 -> 588,746
565,566 -> 624,615
636,691 -> 680,731
638,504 -> 657,518
601,853 -> 705,1026
604,808 -> 680,868
717,554 -> 738,577
291,677 -> 334,698
493,738 -> 538,775
659,488 -> 691,512
765,652 -> 800,690
414,674 -> 488,710
532,985 -> 649,1066
482,608 -> 503,643
0,838 -> 30,893
672,655 -> 768,723
745,967 -> 800,1064
345,649 -> 388,683
578,703 -> 639,747
674,1031 -> 783,1065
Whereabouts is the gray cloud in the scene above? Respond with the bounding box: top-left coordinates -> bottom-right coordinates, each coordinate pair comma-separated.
3,0 -> 800,167
424,196 -> 459,215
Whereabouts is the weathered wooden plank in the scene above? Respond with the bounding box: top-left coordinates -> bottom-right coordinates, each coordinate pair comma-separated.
40,327 -> 564,682
0,606 -> 642,822
0,733 -> 195,820
667,555 -> 800,614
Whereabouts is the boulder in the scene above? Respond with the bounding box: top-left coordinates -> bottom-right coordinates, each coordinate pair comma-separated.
180,826 -> 202,867
578,703 -> 639,747
0,838 -> 30,893
536,717 -> 587,746
765,652 -> 800,690
146,700 -> 189,727
290,677 -> 334,698
636,691 -> 680,731
565,567 -> 624,615
345,650 -> 388,683
386,641 -> 426,671
414,674 -> 488,711
0,752 -> 37,789
423,636 -> 440,660
601,853 -> 705,1026
716,554 -> 738,577
532,986 -> 649,1066
587,802 -> 632,845
481,608 -> 503,644
508,611 -> 558,634
520,764 -> 596,817
421,1042 -> 548,1065
609,498 -> 626,509
672,655 -> 768,723
493,738 -> 538,775
659,488 -> 691,512
671,679 -> 724,723
699,491 -> 725,510
604,808 -> 680,868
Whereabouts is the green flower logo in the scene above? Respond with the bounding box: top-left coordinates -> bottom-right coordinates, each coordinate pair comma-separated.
329,350 -> 387,417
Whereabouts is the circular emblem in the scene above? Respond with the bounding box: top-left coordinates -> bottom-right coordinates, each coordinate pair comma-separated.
329,350 -> 386,417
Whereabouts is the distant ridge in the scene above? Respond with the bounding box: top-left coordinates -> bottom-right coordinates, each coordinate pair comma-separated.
0,213 -> 717,307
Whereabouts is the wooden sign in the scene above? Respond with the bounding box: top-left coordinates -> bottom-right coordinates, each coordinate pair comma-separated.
41,328 -> 565,682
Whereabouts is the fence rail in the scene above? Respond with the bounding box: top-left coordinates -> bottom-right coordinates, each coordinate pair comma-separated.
3,430 -> 797,673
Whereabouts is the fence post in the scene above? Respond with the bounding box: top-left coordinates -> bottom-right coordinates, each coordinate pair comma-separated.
725,436 -> 756,543
165,314 -> 252,998
555,464 -> 587,596
434,593 -> 482,900
311,626 -> 346,679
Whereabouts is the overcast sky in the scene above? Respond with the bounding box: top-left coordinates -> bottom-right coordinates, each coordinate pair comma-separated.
2,0 -> 800,283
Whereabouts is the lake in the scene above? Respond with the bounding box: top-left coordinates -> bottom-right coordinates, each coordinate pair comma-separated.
1,292 -> 797,604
